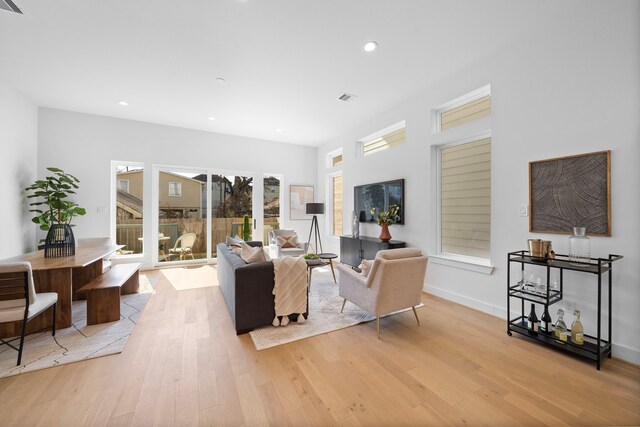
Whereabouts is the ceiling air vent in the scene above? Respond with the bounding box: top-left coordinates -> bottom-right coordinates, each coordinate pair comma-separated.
337,93 -> 357,102
0,0 -> 22,14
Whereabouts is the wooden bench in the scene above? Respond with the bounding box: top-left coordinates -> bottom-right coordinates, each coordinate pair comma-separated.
77,263 -> 141,325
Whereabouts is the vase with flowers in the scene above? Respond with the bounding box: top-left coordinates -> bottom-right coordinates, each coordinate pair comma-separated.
370,204 -> 400,242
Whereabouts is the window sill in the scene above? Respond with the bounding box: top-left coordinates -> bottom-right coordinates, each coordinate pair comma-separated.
428,253 -> 494,275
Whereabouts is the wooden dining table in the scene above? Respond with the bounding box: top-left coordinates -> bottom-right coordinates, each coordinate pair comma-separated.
0,244 -> 122,337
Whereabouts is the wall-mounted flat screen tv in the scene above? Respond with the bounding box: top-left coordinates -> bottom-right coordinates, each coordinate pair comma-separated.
354,179 -> 404,225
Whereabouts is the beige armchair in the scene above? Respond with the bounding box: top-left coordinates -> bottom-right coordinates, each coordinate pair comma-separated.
269,229 -> 309,258
337,248 -> 428,338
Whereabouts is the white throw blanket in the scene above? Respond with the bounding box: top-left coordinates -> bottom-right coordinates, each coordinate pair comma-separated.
272,256 -> 308,326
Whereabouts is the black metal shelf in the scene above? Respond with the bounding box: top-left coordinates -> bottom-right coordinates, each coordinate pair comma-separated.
508,285 -> 562,306
509,318 -> 611,361
507,250 -> 622,370
508,251 -> 623,274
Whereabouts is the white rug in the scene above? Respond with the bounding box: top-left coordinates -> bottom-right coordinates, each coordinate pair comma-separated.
0,275 -> 156,378
250,267 -> 422,350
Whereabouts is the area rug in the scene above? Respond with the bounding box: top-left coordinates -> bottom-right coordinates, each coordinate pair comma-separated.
250,267 -> 423,350
0,274 -> 156,378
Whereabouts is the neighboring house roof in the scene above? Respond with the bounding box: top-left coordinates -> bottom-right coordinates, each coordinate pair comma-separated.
117,189 -> 143,217
192,174 -> 232,185
117,170 -> 205,186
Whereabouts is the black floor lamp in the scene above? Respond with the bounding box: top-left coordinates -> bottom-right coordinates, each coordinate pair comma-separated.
305,202 -> 325,254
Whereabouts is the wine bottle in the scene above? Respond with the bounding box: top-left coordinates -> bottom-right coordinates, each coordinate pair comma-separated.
540,306 -> 552,334
527,303 -> 539,334
571,309 -> 584,345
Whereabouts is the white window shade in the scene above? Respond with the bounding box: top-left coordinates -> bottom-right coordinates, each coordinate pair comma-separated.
363,127 -> 406,156
440,137 -> 491,259
441,95 -> 491,131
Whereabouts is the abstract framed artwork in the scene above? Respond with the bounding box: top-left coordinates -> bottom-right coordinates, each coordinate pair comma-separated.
290,185 -> 314,220
529,150 -> 611,236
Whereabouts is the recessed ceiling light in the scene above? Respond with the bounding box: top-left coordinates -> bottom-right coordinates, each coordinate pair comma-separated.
117,100 -> 129,106
363,41 -> 378,52
275,128 -> 283,133
208,116 -> 216,121
215,77 -> 226,84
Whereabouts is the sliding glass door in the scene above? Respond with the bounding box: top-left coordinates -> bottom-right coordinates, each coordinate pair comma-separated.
152,168 -> 280,264
263,175 -> 281,245
157,168 -> 207,263
210,174 -> 253,257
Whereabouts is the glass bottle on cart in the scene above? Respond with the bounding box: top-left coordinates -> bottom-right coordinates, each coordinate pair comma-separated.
555,309 -> 568,343
571,309 -> 584,345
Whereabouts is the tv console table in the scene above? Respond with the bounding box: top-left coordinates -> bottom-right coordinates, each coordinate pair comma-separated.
340,235 -> 406,267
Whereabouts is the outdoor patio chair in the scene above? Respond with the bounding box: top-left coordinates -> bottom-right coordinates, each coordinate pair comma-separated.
169,233 -> 196,260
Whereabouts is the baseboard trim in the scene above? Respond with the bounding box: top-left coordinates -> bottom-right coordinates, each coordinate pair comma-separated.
423,285 -> 640,366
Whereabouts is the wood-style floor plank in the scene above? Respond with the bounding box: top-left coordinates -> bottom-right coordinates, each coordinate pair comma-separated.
0,265 -> 637,426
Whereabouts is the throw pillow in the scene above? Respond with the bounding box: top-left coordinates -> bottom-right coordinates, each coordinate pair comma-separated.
239,241 -> 266,264
277,234 -> 298,249
226,235 -> 244,248
358,259 -> 374,277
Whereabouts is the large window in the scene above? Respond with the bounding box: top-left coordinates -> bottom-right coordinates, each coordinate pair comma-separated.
114,163 -> 144,255
438,136 -> 491,259
360,121 -> 406,157
332,174 -> 343,236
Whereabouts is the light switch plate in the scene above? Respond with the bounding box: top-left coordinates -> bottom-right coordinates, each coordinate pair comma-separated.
519,205 -> 528,217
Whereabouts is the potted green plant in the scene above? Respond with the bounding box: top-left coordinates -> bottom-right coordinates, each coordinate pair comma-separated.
25,167 -> 87,257
370,204 -> 400,242
242,214 -> 251,241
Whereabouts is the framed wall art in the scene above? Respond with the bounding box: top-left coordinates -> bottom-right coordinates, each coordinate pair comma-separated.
290,185 -> 314,220
529,150 -> 611,236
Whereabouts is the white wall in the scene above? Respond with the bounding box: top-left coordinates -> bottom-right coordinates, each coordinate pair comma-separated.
317,2 -> 640,363
37,108 -> 317,267
0,83 -> 38,258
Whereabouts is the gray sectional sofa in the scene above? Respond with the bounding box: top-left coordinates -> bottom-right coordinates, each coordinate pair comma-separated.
216,242 -> 308,334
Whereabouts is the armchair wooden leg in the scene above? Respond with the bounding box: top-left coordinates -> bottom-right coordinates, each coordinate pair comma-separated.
340,298 -> 346,313
412,306 -> 420,325
377,316 -> 381,339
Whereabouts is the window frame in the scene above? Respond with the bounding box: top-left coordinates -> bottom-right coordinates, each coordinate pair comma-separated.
168,181 -> 182,197
358,120 -> 406,157
111,161 -> 145,259
432,130 -> 494,274
434,85 -> 491,133
326,170 -> 343,239
326,148 -> 343,168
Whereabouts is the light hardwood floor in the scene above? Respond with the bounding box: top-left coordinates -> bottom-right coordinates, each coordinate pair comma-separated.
0,265 -> 638,426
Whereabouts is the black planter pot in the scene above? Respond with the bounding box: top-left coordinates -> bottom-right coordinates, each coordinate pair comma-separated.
44,224 -> 76,258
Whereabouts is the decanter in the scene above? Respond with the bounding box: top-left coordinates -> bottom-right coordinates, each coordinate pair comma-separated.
569,226 -> 590,265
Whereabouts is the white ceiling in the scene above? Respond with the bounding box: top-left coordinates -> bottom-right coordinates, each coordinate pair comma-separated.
1,0 -> 548,146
